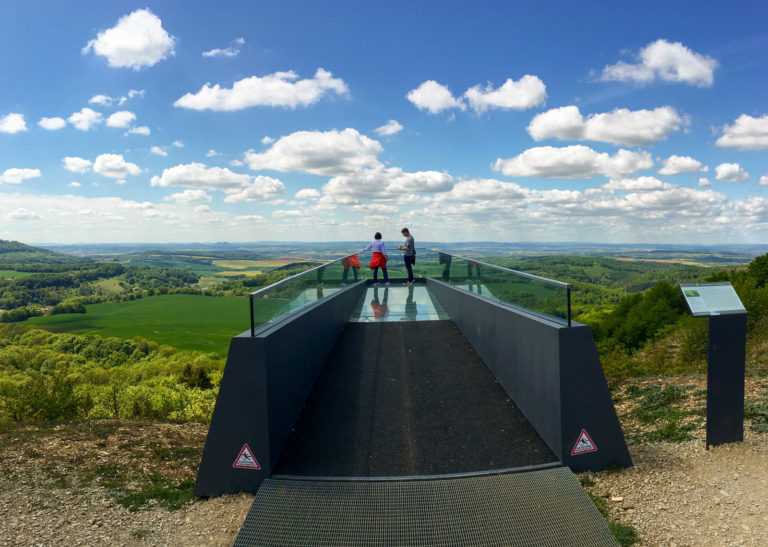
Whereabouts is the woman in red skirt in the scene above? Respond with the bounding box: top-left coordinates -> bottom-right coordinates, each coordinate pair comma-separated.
364,232 -> 390,286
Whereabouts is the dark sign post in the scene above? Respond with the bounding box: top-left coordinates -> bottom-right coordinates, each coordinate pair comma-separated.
680,283 -> 747,448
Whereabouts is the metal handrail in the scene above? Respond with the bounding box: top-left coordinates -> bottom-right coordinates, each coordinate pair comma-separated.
249,250 -> 366,336
437,251 -> 572,289
435,250 -> 572,326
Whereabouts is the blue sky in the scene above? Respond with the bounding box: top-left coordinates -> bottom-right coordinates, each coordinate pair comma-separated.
1,1 -> 767,244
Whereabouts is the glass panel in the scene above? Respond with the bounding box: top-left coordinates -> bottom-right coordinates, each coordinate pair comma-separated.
432,251 -> 571,325
249,247 -> 571,335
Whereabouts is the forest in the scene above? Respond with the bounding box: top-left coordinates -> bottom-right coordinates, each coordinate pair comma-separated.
1,238 -> 766,432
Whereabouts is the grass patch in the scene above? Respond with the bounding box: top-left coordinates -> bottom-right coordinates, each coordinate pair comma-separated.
745,391 -> 768,433
624,384 -> 701,442
116,473 -> 195,512
581,482 -> 637,547
26,294 -> 249,355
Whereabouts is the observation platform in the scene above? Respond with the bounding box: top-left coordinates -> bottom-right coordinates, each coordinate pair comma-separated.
197,251 -> 631,545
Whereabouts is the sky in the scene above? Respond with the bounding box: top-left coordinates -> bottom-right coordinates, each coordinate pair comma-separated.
1,1 -> 768,245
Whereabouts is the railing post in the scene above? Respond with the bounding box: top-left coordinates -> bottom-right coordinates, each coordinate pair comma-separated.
566,285 -> 572,327
249,295 -> 255,337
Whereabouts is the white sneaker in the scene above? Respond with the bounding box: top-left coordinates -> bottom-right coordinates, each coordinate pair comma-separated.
373,282 -> 378,286
385,282 -> 391,286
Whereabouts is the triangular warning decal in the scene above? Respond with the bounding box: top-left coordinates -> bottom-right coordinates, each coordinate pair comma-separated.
571,429 -> 598,455
233,443 -> 261,469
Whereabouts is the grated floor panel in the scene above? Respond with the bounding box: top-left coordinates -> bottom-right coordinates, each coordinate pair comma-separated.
233,467 -> 619,546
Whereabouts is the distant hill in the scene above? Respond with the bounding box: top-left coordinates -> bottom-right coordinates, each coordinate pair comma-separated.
0,240 -> 89,266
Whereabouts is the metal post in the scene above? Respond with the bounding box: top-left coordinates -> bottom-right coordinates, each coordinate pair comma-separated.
249,296 -> 255,337
706,313 -> 747,448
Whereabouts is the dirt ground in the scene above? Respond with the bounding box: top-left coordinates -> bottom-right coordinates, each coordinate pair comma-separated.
1,376 -> 767,546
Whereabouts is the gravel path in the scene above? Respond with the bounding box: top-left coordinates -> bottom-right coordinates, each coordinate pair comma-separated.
581,430 -> 768,546
1,415 -> 767,545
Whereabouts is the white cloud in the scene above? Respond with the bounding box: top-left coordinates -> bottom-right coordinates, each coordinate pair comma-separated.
62,156 -> 93,174
89,94 -> 115,106
407,81 -> 465,114
68,182 -> 82,188
106,110 -> 136,128
715,114 -> 768,150
82,8 -> 176,70
323,166 -> 453,201
174,68 -> 348,111
230,159 -> 244,167
244,128 -> 382,176
126,126 -> 150,135
434,178 -> 527,202
759,174 -> 768,187
528,105 -> 685,146
150,162 -> 251,190
599,39 -> 717,87
6,208 -> 42,221
598,176 -> 672,193
375,120 -> 404,136
296,188 -> 321,200
493,145 -> 654,179
261,136 -> 275,145
38,117 -> 66,130
223,175 -> 286,203
0,113 -> 27,134
93,153 -> 141,179
658,155 -> 707,175
715,163 -> 750,182
699,178 -> 713,187
464,75 -> 547,113
150,146 -> 167,156
166,189 -> 212,204
172,140 -> 184,148
0,168 -> 41,184
68,108 -> 103,131
206,149 -> 221,157
202,38 -> 244,58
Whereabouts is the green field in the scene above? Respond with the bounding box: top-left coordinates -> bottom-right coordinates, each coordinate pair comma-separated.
0,270 -> 34,279
27,294 -> 252,355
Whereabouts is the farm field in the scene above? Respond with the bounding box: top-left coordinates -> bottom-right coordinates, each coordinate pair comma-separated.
27,294 -> 251,355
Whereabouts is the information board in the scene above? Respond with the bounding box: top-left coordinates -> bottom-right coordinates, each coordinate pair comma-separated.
679,282 -> 746,317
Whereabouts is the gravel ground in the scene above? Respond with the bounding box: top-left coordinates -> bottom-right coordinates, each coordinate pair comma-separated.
1,376 -> 767,546
581,430 -> 768,546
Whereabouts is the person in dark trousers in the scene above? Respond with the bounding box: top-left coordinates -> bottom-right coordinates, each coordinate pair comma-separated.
364,232 -> 389,286
398,227 -> 415,284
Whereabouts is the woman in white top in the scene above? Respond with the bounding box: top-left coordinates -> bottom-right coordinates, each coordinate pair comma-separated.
364,232 -> 390,285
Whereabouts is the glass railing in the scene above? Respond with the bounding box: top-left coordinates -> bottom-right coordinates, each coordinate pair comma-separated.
249,247 -> 571,335
431,251 -> 571,326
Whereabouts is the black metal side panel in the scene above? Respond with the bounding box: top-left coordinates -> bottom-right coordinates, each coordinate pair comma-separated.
427,279 -> 562,459
427,279 -> 631,472
558,326 -> 633,472
707,313 -> 747,447
194,282 -> 367,497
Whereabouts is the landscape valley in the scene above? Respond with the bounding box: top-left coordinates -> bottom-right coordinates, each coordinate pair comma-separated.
2,238 -> 768,545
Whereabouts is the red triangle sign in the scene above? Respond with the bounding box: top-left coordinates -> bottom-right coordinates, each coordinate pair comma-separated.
233,443 -> 261,469
571,429 -> 598,455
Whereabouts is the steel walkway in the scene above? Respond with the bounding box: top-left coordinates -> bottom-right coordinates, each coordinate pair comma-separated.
233,466 -> 618,546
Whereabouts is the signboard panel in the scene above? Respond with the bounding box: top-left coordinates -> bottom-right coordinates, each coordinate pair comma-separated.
679,282 -> 746,317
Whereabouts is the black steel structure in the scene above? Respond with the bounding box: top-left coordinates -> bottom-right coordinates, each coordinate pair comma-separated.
427,278 -> 631,472
707,313 -> 747,447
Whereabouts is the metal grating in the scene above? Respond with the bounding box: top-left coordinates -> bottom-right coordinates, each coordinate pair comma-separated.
233,467 -> 619,546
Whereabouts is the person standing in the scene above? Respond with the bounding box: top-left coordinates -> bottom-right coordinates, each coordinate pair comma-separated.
364,232 -> 390,286
398,227 -> 415,284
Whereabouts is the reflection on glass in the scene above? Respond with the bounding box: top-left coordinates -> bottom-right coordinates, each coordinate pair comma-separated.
404,284 -> 418,320
370,286 -> 389,319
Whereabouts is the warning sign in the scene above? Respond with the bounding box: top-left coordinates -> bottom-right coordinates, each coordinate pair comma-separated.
233,444 -> 261,469
571,429 -> 598,456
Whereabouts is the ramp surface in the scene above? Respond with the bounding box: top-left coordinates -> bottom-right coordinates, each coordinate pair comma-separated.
274,320 -> 556,476
234,467 -> 619,546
